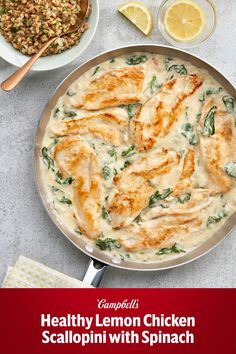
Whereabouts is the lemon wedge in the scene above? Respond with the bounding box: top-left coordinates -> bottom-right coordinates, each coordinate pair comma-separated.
164,0 -> 205,42
118,2 -> 153,36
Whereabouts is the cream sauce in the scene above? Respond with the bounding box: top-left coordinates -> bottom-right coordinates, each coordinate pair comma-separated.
40,53 -> 236,263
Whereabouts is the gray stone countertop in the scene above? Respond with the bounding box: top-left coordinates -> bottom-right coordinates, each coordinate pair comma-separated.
0,0 -> 235,287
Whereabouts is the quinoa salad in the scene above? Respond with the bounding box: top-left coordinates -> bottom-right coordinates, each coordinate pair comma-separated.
0,0 -> 91,56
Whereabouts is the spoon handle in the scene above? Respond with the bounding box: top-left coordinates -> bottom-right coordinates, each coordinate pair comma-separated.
1,37 -> 57,92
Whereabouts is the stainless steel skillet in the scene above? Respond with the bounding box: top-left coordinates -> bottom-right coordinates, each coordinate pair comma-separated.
34,44 -> 236,287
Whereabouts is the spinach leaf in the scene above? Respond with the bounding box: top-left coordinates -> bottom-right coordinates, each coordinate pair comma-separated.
224,162 -> 236,178
48,138 -> 59,151
156,243 -> 186,255
51,186 -> 63,193
59,196 -> 72,205
101,206 -> 110,223
121,160 -> 131,170
92,66 -> 100,76
55,171 -> 74,185
168,64 -> 187,75
199,87 -> 223,103
181,123 -> 198,145
108,148 -> 117,161
64,110 -> 77,118
223,96 -> 235,113
176,193 -> 191,204
159,204 -> 169,208
149,188 -> 173,208
42,147 -> 54,171
207,210 -> 227,227
164,57 -> 174,70
121,145 -> 135,157
96,238 -> 121,251
150,75 -> 162,94
133,214 -> 141,224
126,55 -> 148,65
120,103 -> 142,119
102,165 -> 111,180
54,107 -> 60,117
66,91 -> 76,97
202,106 -> 217,136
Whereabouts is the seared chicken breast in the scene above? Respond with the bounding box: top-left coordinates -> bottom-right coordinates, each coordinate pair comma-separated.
50,112 -> 128,146
107,149 -> 180,229
54,137 -> 103,239
198,97 -> 236,195
121,215 -> 202,251
173,148 -> 195,196
72,67 -> 144,110
131,75 -> 203,151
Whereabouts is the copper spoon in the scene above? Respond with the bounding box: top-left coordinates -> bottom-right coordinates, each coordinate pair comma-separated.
1,0 -> 88,92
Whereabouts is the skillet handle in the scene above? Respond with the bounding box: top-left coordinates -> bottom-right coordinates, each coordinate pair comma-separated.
83,258 -> 107,287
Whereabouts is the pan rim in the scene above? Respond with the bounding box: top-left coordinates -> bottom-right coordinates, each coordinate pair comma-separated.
34,43 -> 236,271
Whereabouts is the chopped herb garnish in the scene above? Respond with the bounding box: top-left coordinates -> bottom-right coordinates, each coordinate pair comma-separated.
156,243 -> 186,255
101,206 -> 110,223
108,147 -> 117,161
75,229 -> 82,235
168,64 -> 187,75
149,188 -> 173,208
110,58 -> 115,63
92,66 -> 100,76
55,171 -> 74,185
222,96 -> 235,113
120,103 -> 142,119
224,162 -> 236,178
102,165 -> 111,180
207,210 -> 227,227
96,238 -> 121,251
126,55 -> 148,65
121,145 -> 135,157
113,167 -> 118,175
176,193 -> 191,204
202,106 -> 217,136
150,75 -> 162,94
42,147 -> 54,171
181,123 -> 198,145
59,196 -> 72,205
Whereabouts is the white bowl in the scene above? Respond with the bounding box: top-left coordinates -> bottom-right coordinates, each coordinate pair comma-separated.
0,0 -> 99,71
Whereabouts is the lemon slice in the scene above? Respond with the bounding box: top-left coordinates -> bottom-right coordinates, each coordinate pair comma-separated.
164,0 -> 205,42
118,2 -> 153,36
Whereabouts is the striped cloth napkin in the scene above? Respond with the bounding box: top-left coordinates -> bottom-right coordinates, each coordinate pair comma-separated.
2,255 -> 92,288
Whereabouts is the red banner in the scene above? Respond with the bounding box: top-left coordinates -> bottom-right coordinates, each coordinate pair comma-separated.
0,289 -> 235,354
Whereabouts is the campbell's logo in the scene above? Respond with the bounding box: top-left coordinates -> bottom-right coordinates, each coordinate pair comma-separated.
97,299 -> 139,310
